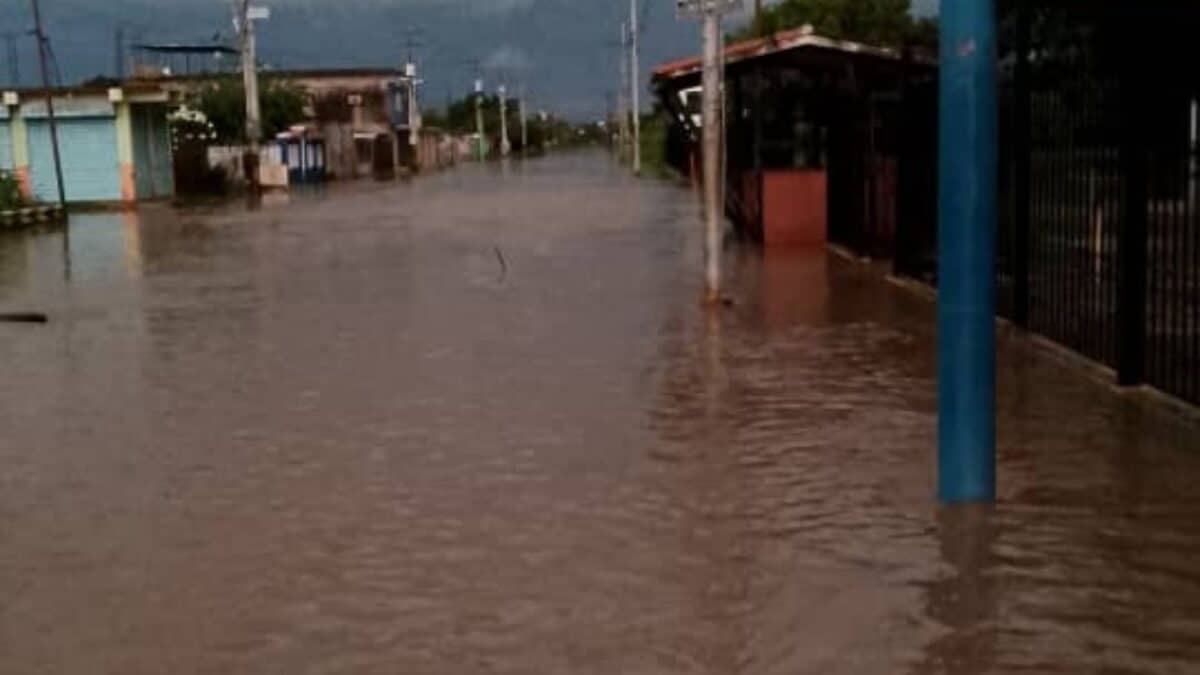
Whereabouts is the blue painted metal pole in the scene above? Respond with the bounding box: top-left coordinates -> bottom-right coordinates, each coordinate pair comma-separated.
938,0 -> 997,502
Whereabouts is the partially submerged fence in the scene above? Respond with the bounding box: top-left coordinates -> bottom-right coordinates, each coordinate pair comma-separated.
866,1 -> 1200,406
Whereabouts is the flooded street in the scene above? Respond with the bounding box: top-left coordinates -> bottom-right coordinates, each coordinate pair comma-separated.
2,151 -> 1199,674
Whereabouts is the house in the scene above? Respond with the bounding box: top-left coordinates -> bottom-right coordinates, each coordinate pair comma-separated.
0,84 -> 176,204
138,67 -> 440,178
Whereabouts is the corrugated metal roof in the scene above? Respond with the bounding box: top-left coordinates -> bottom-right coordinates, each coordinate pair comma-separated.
133,43 -> 238,55
651,26 -> 909,83
136,67 -> 403,85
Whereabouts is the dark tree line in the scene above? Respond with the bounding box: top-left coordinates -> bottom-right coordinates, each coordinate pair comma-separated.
422,94 -> 588,153
732,0 -> 937,48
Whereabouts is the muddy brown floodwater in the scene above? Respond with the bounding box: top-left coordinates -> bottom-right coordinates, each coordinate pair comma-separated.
1,151 -> 1199,674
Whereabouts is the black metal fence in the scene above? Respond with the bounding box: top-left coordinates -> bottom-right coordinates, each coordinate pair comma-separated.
1017,29 -> 1124,370
1144,100 -> 1200,405
894,69 -> 939,285
1008,2 -> 1199,405
882,1 -> 1200,407
827,96 -> 903,260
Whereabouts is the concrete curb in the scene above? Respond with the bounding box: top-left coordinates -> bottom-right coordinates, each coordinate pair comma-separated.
831,244 -> 1200,424
0,205 -> 67,229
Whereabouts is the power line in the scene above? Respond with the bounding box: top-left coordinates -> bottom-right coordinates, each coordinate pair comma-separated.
45,39 -> 63,86
2,32 -> 19,86
114,26 -> 124,79
28,0 -> 67,208
400,26 -> 424,66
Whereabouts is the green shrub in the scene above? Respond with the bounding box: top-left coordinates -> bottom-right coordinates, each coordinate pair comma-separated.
638,112 -> 679,180
0,170 -> 22,210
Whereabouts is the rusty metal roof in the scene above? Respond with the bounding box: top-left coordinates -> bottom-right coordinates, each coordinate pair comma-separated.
651,25 -> 911,83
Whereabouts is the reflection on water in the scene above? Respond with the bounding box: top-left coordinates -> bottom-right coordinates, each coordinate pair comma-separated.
918,505 -> 998,674
0,152 -> 1198,674
0,232 -> 30,299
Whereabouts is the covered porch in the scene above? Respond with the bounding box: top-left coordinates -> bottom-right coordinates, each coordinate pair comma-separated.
652,27 -> 933,249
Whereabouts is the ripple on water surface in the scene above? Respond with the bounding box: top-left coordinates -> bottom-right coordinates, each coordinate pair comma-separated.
0,153 -> 1198,674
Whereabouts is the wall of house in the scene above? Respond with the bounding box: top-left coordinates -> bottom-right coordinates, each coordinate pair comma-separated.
0,92 -> 174,204
0,118 -> 12,172
281,73 -> 396,98
148,70 -> 411,184
415,129 -> 463,172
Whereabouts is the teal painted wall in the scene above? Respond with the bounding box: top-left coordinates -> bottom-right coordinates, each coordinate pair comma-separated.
0,121 -> 11,171
27,118 -> 120,202
130,104 -> 173,199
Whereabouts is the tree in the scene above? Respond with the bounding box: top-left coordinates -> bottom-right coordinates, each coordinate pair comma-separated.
424,93 -> 547,153
192,76 -> 308,143
424,95 -> 598,152
0,170 -> 22,209
734,0 -> 936,48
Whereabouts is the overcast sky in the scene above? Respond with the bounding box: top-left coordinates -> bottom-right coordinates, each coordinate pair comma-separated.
1,0 -> 938,119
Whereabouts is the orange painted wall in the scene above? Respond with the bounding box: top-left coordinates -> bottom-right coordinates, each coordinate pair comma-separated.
119,163 -> 136,202
762,169 -> 827,247
14,166 -> 31,199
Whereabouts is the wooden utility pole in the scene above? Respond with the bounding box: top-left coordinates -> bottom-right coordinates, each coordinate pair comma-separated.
29,0 -> 66,207
630,0 -> 641,174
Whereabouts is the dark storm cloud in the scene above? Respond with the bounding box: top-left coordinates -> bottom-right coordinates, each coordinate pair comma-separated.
1,1 -> 935,118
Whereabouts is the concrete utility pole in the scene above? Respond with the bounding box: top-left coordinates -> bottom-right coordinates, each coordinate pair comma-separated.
235,0 -> 262,189
519,93 -> 528,155
677,0 -> 732,303
700,8 -> 723,303
629,0 -> 641,174
617,22 -> 630,159
474,78 -> 485,161
499,84 -> 510,157
29,0 -> 66,208
938,0 -> 997,503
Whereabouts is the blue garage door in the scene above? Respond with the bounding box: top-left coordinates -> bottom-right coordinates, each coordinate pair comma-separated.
28,118 -> 119,202
0,121 -> 12,172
